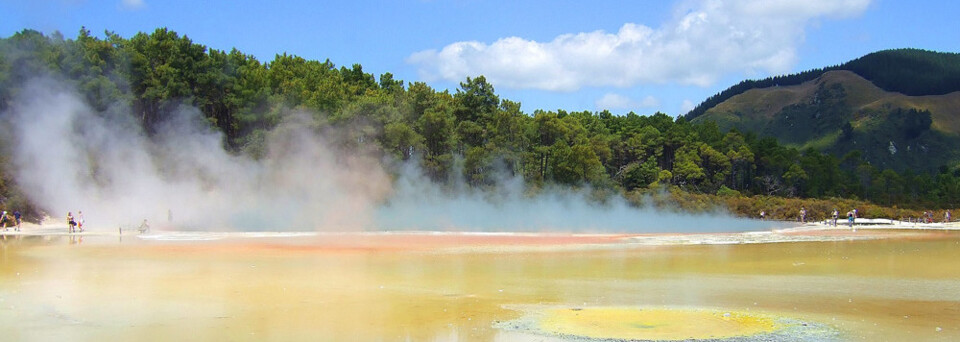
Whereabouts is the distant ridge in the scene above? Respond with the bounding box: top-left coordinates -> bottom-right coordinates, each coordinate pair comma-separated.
689,68 -> 960,172
685,48 -> 960,121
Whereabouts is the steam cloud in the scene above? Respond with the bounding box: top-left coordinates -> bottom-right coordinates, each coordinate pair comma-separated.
4,78 -> 390,231
2,78 -> 771,233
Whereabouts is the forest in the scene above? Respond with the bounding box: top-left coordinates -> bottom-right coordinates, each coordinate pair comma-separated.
1,28 -> 959,220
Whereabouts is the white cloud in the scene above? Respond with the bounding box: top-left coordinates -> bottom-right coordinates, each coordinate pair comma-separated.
596,94 -> 660,111
680,99 -> 696,113
639,95 -> 660,108
121,0 -> 145,10
596,93 -> 634,110
408,0 -> 870,91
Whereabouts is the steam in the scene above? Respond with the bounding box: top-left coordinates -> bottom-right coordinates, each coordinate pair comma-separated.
3,78 -> 390,230
377,164 -> 768,232
2,78 -> 771,233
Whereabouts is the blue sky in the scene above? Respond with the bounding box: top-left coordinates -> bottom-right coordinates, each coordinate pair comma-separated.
3,0 -> 958,116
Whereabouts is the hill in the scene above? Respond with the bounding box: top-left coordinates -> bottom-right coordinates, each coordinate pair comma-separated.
686,49 -> 960,121
689,50 -> 960,172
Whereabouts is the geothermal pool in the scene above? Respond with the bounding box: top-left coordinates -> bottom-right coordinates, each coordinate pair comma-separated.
0,229 -> 958,341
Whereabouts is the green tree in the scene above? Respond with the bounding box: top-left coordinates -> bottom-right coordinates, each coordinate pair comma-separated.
532,111 -> 570,181
626,126 -> 663,165
126,28 -> 208,129
382,122 -> 424,161
267,54 -> 344,113
622,158 -> 659,190
486,99 -> 530,176
453,75 -> 498,125
722,131 -> 755,191
550,143 -> 604,185
340,63 -> 377,97
672,144 -> 704,186
378,72 -> 404,94
416,102 -> 456,179
698,143 -> 731,191
783,163 -> 809,197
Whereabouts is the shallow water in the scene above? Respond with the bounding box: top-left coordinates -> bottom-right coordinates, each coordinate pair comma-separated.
0,230 -> 958,341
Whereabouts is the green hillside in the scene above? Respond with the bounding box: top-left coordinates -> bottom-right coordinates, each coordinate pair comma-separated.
686,49 -> 960,121
689,50 -> 960,173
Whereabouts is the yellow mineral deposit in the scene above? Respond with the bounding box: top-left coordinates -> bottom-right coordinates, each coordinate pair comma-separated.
538,307 -> 778,341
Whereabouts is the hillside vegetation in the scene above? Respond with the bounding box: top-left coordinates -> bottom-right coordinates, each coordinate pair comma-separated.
2,29 -> 960,222
685,49 -> 960,121
692,70 -> 960,172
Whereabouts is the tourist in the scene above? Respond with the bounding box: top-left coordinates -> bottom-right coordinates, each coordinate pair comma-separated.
2,211 -> 14,231
13,210 -> 21,231
760,210 -> 766,220
946,210 -> 952,223
77,211 -> 85,232
799,207 -> 807,223
138,219 -> 150,234
1,211 -> 7,231
67,212 -> 77,233
847,210 -> 854,228
832,208 -> 839,227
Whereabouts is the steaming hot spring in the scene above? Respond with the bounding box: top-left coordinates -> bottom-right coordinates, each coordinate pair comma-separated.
2,80 -> 959,341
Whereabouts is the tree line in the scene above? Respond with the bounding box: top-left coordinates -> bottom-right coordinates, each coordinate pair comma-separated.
1,28 -> 959,216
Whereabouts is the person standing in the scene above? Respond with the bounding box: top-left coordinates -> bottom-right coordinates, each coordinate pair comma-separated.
77,211 -> 85,232
13,211 -> 21,231
832,209 -> 839,227
760,210 -> 766,220
946,210 -> 952,223
799,207 -> 807,223
67,212 -> 76,233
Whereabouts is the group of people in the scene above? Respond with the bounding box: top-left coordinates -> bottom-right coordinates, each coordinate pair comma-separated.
842,209 -> 857,228
2,210 -> 161,234
66,211 -> 85,233
823,208 -> 857,228
764,206 -> 954,229
918,210 -> 952,224
1,210 -> 22,231
760,207 -> 860,228
1,209 -> 155,234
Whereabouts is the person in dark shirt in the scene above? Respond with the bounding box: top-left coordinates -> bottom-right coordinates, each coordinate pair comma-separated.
13,211 -> 21,231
